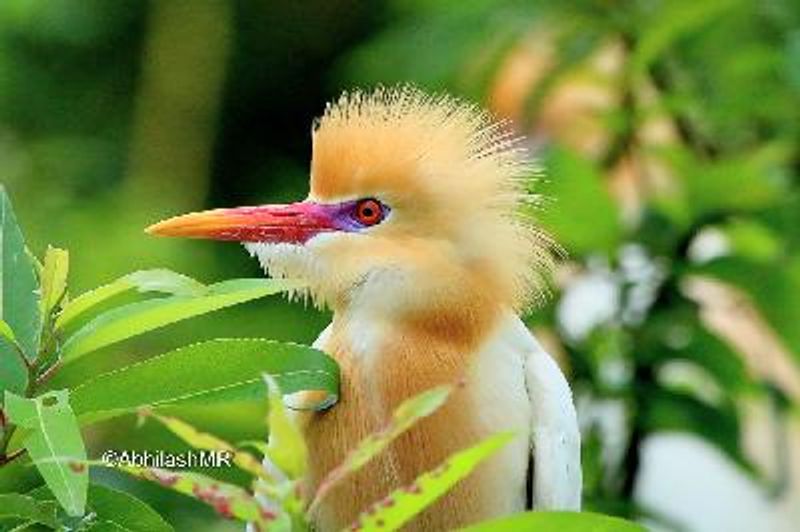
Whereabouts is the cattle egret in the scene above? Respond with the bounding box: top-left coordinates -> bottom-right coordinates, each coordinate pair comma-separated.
147,87 -> 581,530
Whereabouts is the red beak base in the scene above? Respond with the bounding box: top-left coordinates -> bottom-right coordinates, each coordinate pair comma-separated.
145,202 -> 339,244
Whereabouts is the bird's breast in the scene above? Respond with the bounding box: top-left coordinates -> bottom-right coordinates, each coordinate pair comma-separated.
299,310 -> 531,531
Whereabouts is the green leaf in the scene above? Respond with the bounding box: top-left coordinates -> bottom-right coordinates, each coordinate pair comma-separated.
311,386 -> 451,511
352,431 -> 514,532
69,339 -> 339,423
39,246 -> 69,318
115,465 -> 274,527
460,511 -> 647,532
264,375 -> 308,480
27,483 -> 173,532
85,484 -> 174,532
4,390 -> 88,517
537,146 -> 621,255
0,186 -> 41,397
0,494 -> 58,528
145,411 -> 268,483
61,278 -> 302,360
55,268 -> 207,331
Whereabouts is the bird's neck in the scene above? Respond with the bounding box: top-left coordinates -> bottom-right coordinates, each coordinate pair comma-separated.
305,290 -> 511,530
328,283 -> 503,382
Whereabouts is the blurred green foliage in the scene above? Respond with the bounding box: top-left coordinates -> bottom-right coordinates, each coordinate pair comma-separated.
1,0 -> 799,529
340,0 -> 800,525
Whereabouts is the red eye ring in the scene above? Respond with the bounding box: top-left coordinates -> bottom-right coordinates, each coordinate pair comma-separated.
354,198 -> 384,226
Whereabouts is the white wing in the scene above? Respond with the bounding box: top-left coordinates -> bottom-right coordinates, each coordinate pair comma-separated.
511,317 -> 582,510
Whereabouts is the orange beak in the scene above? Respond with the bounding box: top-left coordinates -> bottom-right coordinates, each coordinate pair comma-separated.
146,202 -> 343,244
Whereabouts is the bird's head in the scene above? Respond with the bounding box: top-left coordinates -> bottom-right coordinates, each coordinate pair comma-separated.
147,87 -> 556,318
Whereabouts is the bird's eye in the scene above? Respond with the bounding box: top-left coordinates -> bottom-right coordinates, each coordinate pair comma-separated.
353,198 -> 385,226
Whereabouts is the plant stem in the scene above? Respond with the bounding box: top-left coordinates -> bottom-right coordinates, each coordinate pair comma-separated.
0,422 -> 15,461
35,360 -> 63,390
0,447 -> 25,466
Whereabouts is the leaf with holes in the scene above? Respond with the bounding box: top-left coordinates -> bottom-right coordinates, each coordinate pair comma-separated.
144,411 -> 268,483
311,385 -> 452,511
115,465 -> 276,528
351,431 -> 514,532
4,390 -> 88,517
27,483 -> 173,532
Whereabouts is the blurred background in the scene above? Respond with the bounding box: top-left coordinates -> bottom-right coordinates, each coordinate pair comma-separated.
2,0 -> 799,530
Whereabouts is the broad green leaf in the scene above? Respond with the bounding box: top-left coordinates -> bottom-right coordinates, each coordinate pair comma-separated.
4,390 -> 88,516
461,511 -> 647,532
39,246 -> 69,318
27,483 -> 173,532
115,465 -> 275,527
85,484 -> 174,532
537,146 -> 621,255
55,268 -> 207,331
145,411 -> 268,483
0,187 -> 40,398
0,351 -> 27,402
61,278 -> 302,360
352,431 -> 514,532
0,494 -> 58,528
69,339 -> 339,423
311,386 -> 451,511
265,375 -> 308,480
